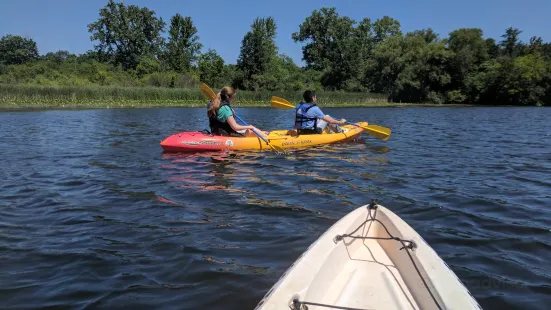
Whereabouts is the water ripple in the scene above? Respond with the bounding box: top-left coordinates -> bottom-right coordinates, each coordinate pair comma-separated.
0,107 -> 550,309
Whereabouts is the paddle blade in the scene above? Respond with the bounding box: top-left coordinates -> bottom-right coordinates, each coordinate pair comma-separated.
347,122 -> 391,141
201,83 -> 216,100
268,143 -> 286,154
270,96 -> 295,109
364,125 -> 391,141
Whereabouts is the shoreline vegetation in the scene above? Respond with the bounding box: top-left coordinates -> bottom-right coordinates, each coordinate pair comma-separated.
1,1 -> 550,109
0,84 -> 475,109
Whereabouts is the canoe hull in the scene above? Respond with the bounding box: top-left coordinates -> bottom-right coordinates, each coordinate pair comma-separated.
160,122 -> 367,152
255,203 -> 481,310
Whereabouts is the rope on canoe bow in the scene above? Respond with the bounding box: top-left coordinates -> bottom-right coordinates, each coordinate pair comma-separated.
292,299 -> 368,310
291,200 -> 443,310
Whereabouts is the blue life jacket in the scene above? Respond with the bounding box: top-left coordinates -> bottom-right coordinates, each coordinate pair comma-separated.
294,102 -> 319,130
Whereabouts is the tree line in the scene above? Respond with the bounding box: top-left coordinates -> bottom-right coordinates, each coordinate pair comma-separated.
1,1 -> 550,105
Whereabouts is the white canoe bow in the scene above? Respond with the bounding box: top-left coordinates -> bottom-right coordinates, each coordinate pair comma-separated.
255,201 -> 481,310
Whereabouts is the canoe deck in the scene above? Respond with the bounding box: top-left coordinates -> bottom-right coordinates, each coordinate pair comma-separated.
255,203 -> 481,310
321,239 -> 419,310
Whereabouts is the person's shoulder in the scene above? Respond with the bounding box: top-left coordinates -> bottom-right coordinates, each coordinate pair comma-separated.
311,105 -> 325,115
219,105 -> 232,113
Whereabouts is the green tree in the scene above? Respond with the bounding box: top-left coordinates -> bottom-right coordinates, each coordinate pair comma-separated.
292,7 -> 363,90
476,54 -> 549,105
236,17 -> 278,90
356,18 -> 374,56
198,49 -> 225,88
542,43 -> 551,61
446,28 -> 489,102
0,35 -> 39,65
408,28 -> 438,44
500,27 -> 522,57
77,50 -> 100,63
527,36 -> 543,55
486,38 -> 500,59
511,54 -> 549,105
247,54 -> 303,91
366,31 -> 451,103
223,64 -> 239,88
42,50 -> 75,65
397,31 -> 451,103
88,0 -> 165,70
136,55 -> 161,77
365,35 -> 404,101
165,14 -> 202,73
372,16 -> 402,44
355,17 -> 402,91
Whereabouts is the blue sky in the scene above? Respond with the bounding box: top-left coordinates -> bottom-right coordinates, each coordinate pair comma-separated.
1,0 -> 549,65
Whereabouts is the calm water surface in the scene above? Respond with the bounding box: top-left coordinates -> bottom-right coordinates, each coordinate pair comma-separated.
0,106 -> 550,310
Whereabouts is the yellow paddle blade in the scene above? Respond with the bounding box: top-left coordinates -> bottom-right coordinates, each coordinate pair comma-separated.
353,124 -> 391,141
201,83 -> 216,100
366,125 -> 391,141
270,96 -> 295,109
268,143 -> 286,153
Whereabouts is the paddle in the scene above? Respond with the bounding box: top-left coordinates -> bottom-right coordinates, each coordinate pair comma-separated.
270,96 -> 391,141
201,83 -> 284,153
201,83 -> 216,101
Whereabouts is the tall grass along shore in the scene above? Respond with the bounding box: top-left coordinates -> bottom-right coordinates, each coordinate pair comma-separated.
0,84 -> 410,109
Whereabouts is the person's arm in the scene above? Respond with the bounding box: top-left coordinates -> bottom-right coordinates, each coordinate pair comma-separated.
227,115 -> 254,132
227,115 -> 268,136
312,107 -> 346,125
321,115 -> 346,125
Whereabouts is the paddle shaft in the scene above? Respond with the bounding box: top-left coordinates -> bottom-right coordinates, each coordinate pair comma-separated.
233,113 -> 270,145
346,121 -> 366,129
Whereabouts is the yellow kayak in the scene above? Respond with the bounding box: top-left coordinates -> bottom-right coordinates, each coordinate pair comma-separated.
160,122 -> 367,152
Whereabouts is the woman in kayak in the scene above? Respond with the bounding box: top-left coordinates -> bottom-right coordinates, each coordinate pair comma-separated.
294,90 -> 347,134
207,86 -> 267,137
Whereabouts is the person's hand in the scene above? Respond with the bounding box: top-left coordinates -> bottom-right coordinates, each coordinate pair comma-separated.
339,118 -> 347,125
248,125 -> 264,134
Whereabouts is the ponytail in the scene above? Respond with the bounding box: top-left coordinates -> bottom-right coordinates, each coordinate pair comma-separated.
207,92 -> 222,118
207,86 -> 235,118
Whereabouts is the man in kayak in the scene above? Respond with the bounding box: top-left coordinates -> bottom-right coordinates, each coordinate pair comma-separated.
294,90 -> 346,134
207,86 -> 267,138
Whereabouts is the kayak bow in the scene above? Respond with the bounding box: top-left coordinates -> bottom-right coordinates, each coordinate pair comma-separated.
255,201 -> 480,310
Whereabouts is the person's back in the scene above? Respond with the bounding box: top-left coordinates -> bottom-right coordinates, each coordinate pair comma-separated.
294,90 -> 346,134
208,99 -> 235,136
207,86 -> 267,138
294,103 -> 325,134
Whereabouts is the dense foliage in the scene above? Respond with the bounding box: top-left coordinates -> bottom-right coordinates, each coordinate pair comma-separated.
1,2 -> 550,105
0,35 -> 39,66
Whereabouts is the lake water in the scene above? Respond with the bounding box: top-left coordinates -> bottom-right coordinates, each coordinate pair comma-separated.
0,106 -> 550,309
